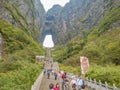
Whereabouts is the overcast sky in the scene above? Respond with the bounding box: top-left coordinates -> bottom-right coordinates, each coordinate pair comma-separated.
41,0 -> 70,11
43,35 -> 54,48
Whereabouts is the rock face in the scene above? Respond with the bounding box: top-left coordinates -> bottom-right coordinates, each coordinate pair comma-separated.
0,33 -> 3,59
0,0 -> 45,41
41,5 -> 62,43
45,0 -> 120,44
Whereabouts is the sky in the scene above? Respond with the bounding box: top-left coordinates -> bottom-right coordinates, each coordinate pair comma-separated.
43,35 -> 54,48
41,0 -> 70,11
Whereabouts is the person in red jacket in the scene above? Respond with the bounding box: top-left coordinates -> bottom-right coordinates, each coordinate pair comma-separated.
62,72 -> 66,79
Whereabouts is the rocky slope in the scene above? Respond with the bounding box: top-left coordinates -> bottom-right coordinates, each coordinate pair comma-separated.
0,0 -> 45,41
46,0 -> 120,44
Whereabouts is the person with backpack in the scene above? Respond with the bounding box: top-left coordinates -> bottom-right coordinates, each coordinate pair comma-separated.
70,76 -> 77,90
47,69 -> 51,79
77,77 -> 85,90
43,69 -> 46,75
54,71 -> 58,80
62,72 -> 66,80
62,77 -> 70,90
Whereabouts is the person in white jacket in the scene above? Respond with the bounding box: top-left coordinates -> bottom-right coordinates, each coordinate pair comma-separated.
77,77 -> 84,90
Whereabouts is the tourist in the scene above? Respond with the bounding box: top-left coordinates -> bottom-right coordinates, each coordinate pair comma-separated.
43,69 -> 46,75
53,83 -> 60,90
49,83 -> 54,90
77,76 -> 85,90
70,76 -> 77,90
62,77 -> 70,90
47,69 -> 51,79
54,72 -> 58,80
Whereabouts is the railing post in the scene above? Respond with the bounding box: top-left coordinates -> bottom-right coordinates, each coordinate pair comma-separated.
86,77 -> 88,81
86,77 -> 90,87
86,77 -> 88,84
105,82 -> 108,90
94,79 -> 97,89
90,78 -> 92,88
99,80 -> 102,90
113,84 -> 117,90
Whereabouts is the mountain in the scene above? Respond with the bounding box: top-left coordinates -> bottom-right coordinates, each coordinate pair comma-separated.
0,0 -> 120,89
0,0 -> 45,41
46,0 -> 120,44
52,0 -> 120,65
41,5 -> 62,43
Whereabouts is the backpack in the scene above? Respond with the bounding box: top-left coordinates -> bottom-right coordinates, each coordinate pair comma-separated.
81,80 -> 85,89
62,74 -> 66,79
43,69 -> 46,73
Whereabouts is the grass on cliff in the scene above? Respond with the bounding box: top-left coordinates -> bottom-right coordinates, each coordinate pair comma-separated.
0,61 -> 43,90
0,20 -> 44,89
86,65 -> 120,88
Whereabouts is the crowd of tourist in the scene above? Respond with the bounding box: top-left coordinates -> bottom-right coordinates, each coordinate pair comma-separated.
43,69 -> 86,90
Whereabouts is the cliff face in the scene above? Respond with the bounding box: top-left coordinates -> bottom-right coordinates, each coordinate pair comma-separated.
41,5 -> 62,43
0,0 -> 45,41
46,0 -> 120,44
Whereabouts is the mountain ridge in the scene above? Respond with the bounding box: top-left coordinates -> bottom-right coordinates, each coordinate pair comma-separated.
45,0 -> 120,44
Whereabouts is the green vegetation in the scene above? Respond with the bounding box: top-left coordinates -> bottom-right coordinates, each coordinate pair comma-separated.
59,64 -> 81,75
87,65 -> 120,88
0,20 -> 44,89
0,61 -> 43,90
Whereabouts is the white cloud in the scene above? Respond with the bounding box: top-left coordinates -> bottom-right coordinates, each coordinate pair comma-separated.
41,0 -> 70,11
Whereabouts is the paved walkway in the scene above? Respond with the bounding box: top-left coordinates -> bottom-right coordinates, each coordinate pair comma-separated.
39,73 -> 62,90
39,62 -> 62,90
39,62 -> 90,90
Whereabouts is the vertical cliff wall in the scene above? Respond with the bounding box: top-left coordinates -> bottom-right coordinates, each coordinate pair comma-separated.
45,0 -> 120,44
0,0 -> 45,41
